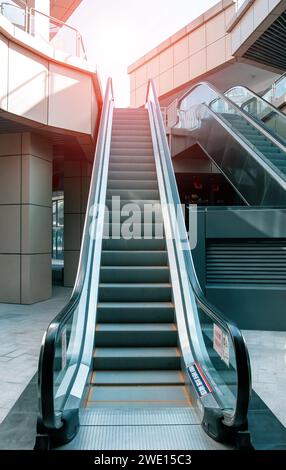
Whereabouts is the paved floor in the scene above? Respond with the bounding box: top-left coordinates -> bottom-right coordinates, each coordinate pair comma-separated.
0,287 -> 285,433
0,286 -> 71,425
243,330 -> 286,428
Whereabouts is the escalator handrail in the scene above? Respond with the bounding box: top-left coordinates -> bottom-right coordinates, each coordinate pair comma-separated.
225,85 -> 286,121
196,102 -> 286,189
176,81 -> 286,155
262,72 -> 286,102
147,78 -> 251,429
38,78 -> 114,430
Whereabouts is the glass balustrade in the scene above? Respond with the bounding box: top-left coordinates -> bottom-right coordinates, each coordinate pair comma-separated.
0,0 -> 86,59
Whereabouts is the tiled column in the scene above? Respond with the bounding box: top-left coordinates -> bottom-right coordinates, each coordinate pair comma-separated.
0,132 -> 52,304
64,157 -> 92,287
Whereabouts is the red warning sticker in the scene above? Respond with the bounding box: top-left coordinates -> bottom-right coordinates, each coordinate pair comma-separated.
187,362 -> 212,398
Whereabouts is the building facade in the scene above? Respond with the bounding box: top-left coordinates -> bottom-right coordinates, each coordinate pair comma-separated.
128,0 -> 285,107
0,0 -> 102,303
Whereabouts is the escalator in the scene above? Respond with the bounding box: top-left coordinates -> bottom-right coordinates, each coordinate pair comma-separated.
177,82 -> 286,206
174,83 -> 286,450
35,79 -> 251,450
89,107 -> 189,411
224,85 -> 286,149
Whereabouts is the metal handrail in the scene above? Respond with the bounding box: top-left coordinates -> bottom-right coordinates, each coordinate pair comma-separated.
273,72 -> 286,88
175,81 -> 286,192
262,72 -> 286,103
0,1 -> 86,59
147,78 -> 251,430
29,8 -> 87,59
225,85 -> 286,121
198,101 -> 286,191
272,72 -> 286,101
177,81 -> 286,155
38,78 -> 114,432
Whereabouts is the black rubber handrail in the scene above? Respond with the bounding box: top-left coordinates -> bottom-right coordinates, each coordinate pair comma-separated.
38,78 -> 114,431
175,81 -> 286,198
147,79 -> 251,429
225,85 -> 286,120
177,81 -> 286,154
224,85 -> 286,148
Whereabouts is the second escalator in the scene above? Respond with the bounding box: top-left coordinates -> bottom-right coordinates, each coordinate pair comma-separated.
177,82 -> 286,206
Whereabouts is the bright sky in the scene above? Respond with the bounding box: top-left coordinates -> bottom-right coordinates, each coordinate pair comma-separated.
68,0 -> 220,107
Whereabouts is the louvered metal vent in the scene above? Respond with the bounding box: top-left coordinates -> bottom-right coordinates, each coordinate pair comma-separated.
206,239 -> 286,286
244,10 -> 286,71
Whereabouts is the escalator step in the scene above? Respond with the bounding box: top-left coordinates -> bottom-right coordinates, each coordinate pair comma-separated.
108,179 -> 158,189
93,347 -> 181,370
109,163 -> 156,172
86,385 -> 189,406
102,238 -> 166,250
100,266 -> 170,283
91,370 -> 184,385
108,171 -> 157,180
97,302 -> 175,323
105,199 -> 161,211
95,323 -> 177,347
112,124 -> 151,132
103,222 -> 163,238
98,283 -> 172,302
110,156 -> 155,164
111,139 -> 153,147
112,135 -> 152,144
104,209 -> 163,223
110,148 -> 154,156
106,189 -> 159,199
101,250 -> 168,266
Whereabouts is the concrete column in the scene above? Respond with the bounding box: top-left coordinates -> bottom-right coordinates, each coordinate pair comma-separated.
0,132 -> 52,304
64,157 -> 92,287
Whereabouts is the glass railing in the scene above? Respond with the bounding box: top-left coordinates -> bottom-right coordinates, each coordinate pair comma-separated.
147,79 -> 251,436
179,82 -> 286,171
0,0 -> 27,30
196,304 -> 239,414
273,74 -> 286,102
225,86 -> 286,147
0,1 -> 86,59
262,73 -> 286,105
37,79 -> 114,442
235,0 -> 246,11
176,82 -> 286,205
29,9 -> 86,59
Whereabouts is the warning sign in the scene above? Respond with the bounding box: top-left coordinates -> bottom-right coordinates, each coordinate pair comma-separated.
187,362 -> 212,398
213,324 -> 230,366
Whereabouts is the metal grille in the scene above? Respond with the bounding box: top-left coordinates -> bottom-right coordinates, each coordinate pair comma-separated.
244,10 -> 286,71
59,408 -> 228,450
206,239 -> 286,286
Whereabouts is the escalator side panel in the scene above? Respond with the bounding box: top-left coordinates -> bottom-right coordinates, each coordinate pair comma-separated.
193,111 -> 286,206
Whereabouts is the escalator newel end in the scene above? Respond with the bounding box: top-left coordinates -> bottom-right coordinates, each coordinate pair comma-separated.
34,409 -> 80,450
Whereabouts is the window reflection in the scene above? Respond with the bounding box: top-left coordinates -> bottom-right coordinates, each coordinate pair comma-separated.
52,193 -> 64,261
